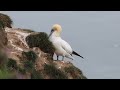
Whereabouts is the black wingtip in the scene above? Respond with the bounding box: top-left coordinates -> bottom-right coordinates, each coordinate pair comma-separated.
80,56 -> 84,59
72,51 -> 84,59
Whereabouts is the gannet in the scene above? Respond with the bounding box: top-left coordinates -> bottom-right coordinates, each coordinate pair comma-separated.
49,24 -> 84,61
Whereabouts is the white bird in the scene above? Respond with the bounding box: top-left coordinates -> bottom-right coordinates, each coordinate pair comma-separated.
49,24 -> 84,61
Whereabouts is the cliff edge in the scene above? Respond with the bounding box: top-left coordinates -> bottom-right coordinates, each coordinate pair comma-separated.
0,13 -> 87,79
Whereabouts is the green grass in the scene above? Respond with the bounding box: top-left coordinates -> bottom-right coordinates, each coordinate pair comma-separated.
0,69 -> 16,79
64,66 -> 87,79
24,60 -> 34,72
7,58 -> 18,71
0,13 -> 13,28
21,51 -> 37,73
0,51 -> 16,79
44,64 -> 67,79
31,69 -> 43,79
26,32 -> 55,55
22,51 -> 37,63
65,66 -> 83,74
0,51 -> 8,69
0,21 -> 4,28
18,67 -> 26,74
20,50 -> 43,79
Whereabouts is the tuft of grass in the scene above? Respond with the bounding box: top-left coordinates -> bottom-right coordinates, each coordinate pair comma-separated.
0,21 -> 4,28
22,51 -> 37,63
64,66 -> 87,79
44,64 -> 67,79
65,66 -> 76,73
18,67 -> 26,74
31,69 -> 43,79
0,51 -> 8,69
0,69 -> 16,79
0,50 -> 17,79
0,51 -> 16,79
0,13 -> 13,28
26,32 -> 55,56
7,58 -> 18,71
65,66 -> 83,74
24,60 -> 34,72
21,51 -> 37,73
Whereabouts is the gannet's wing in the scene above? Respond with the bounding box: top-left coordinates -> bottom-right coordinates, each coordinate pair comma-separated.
60,39 -> 73,55
72,51 -> 84,59
60,39 -> 84,59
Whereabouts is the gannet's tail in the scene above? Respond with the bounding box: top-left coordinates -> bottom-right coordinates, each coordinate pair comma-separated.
65,54 -> 74,60
72,51 -> 84,59
67,56 -> 74,60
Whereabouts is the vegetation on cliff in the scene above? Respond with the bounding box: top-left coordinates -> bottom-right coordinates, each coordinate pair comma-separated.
26,32 -> 55,56
0,13 -> 87,79
0,13 -> 13,28
0,52 -> 16,79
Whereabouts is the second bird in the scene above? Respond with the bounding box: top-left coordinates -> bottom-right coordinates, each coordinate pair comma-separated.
49,24 -> 84,61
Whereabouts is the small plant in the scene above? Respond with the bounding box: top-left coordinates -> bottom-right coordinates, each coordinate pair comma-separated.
31,69 -> 43,79
44,64 -> 67,79
65,66 -> 75,73
26,32 -> 55,55
65,66 -> 83,74
64,66 -> 87,79
0,51 -> 16,79
22,51 -> 37,73
7,58 -> 18,71
0,21 -> 4,28
18,67 -> 26,74
0,13 -> 13,28
0,51 -> 8,69
0,69 -> 16,79
22,51 -> 37,63
24,60 -> 34,72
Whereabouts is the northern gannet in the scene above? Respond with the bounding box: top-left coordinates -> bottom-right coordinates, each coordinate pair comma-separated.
49,24 -> 84,61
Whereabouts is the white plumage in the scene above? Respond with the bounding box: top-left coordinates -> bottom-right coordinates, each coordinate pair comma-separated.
50,35 -> 74,60
49,24 -> 83,61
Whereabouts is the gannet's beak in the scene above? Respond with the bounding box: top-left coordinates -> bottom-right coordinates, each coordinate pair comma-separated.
49,29 -> 54,38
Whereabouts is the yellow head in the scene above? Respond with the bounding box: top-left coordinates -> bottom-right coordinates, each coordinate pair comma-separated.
49,24 -> 62,37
